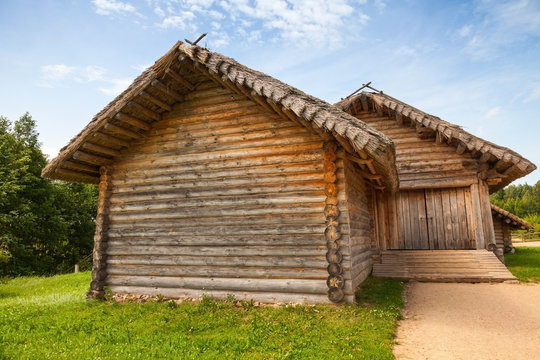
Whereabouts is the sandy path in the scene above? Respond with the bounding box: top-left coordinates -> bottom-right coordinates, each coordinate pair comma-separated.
393,282 -> 540,360
514,241 -> 540,247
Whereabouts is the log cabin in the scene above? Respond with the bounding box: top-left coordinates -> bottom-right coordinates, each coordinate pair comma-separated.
491,203 -> 532,259
335,92 -> 536,281
42,41 -> 400,304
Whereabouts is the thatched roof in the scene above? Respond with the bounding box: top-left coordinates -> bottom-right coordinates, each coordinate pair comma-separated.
491,204 -> 532,230
42,41 -> 398,191
336,92 -> 536,192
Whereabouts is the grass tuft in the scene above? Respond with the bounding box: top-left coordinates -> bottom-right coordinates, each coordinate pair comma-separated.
0,273 -> 403,359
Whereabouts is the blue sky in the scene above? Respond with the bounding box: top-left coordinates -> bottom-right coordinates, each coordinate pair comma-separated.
1,0 -> 539,185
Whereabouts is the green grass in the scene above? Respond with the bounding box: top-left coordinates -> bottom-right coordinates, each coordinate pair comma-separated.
0,272 -> 403,359
505,247 -> 540,282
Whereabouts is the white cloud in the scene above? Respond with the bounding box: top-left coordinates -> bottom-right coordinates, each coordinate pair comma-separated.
99,78 -> 133,96
41,64 -> 76,82
157,11 -> 196,29
458,24 -> 472,37
462,0 -> 540,60
483,106 -> 501,119
92,0 -> 137,15
39,63 -> 135,97
215,0 -> 365,47
374,0 -> 386,12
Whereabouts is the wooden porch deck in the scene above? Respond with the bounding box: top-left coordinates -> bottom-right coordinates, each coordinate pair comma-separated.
372,250 -> 517,282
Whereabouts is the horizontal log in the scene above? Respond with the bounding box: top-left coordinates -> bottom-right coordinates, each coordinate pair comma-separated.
120,135 -> 324,165
165,98 -> 260,120
54,168 -> 99,182
107,245 -> 326,257
112,163 -> 324,187
107,233 -> 329,247
128,101 -> 161,121
63,160 -> 100,174
107,211 -> 344,229
106,285 -> 333,304
72,151 -> 112,165
112,151 -> 323,177
114,142 -> 324,170
139,90 -> 172,111
109,192 -> 325,211
82,142 -> 121,157
107,254 -> 327,268
115,113 -> 152,131
106,275 -> 327,294
107,264 -> 328,279
109,182 -> 326,204
107,224 -> 327,237
104,123 -> 141,139
110,172 -> 324,194
94,132 -> 130,148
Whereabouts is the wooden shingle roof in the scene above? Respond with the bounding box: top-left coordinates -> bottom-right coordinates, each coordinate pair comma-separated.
42,41 -> 398,191
491,204 -> 532,230
336,92 -> 536,192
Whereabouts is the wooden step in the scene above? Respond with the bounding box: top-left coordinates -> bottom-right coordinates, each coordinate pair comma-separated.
372,250 -> 517,282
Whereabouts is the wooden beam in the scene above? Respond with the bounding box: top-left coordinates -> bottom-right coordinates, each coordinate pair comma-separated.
150,80 -> 184,102
139,91 -> 172,111
63,160 -> 100,174
72,151 -> 112,165
456,142 -> 466,155
357,169 -> 382,181
82,142 -> 121,157
360,96 -> 369,112
54,168 -> 99,183
93,132 -> 130,148
104,123 -> 141,139
128,101 -> 161,121
348,154 -> 374,166
396,113 -> 403,125
165,68 -> 195,90
479,152 -> 492,163
115,113 -> 151,131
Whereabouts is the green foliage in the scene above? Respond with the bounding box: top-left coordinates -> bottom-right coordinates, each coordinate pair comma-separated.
0,113 -> 98,276
491,181 -> 540,228
0,273 -> 404,359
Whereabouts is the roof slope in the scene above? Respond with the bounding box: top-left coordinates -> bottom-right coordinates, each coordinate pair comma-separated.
491,204 -> 532,230
336,92 -> 536,192
42,42 -> 398,191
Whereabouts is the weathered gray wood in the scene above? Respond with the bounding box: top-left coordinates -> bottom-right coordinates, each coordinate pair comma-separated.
107,285 -> 333,304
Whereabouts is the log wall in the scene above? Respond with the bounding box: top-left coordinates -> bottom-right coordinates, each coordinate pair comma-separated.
342,156 -> 374,291
352,111 -> 479,190
102,81 -> 356,303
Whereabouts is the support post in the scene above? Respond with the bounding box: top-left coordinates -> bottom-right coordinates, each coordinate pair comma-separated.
87,166 -> 113,299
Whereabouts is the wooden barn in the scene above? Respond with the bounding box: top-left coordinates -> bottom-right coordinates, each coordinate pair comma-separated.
336,92 -> 536,281
42,42 -> 400,304
491,203 -> 532,259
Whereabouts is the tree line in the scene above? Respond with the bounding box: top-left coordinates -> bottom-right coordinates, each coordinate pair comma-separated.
0,113 -> 97,276
490,180 -> 540,231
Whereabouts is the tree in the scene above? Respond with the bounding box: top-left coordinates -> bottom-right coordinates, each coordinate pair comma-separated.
0,113 -> 98,276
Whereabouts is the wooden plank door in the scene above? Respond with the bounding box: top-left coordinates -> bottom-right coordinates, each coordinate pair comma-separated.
389,188 -> 474,250
396,190 -> 430,249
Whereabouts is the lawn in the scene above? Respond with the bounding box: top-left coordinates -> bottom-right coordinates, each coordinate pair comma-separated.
505,247 -> 540,282
0,272 -> 403,359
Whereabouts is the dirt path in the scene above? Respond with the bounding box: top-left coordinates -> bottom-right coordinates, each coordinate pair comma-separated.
514,240 -> 540,247
393,282 -> 540,360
